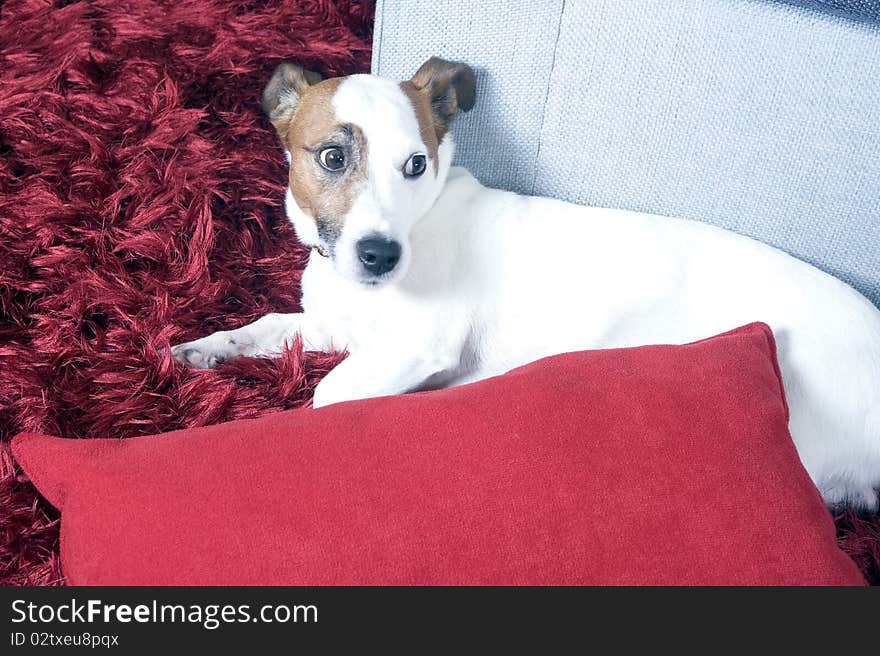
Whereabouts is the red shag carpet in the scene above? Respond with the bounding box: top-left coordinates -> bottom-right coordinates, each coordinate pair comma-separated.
1,0 -> 878,586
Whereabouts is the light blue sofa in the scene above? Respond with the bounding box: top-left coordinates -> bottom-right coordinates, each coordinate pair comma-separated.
372,0 -> 880,307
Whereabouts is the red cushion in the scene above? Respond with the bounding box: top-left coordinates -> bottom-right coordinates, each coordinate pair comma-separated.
11,323 -> 865,585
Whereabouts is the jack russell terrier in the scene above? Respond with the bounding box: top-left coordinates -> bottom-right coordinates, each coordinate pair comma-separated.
171,58 -> 880,509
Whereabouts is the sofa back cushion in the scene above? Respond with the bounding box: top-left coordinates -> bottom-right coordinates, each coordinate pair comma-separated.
372,0 -> 880,307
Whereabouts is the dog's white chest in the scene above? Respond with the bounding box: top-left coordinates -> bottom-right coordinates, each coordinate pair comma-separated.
299,254 -> 371,350
300,251 -> 456,355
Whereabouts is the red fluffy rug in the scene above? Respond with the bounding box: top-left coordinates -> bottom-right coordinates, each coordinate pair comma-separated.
1,0 -> 878,586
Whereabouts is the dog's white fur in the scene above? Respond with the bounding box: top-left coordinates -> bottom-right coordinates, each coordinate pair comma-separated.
172,67 -> 880,509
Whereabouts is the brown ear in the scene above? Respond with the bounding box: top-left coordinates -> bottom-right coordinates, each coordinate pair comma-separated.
261,62 -> 323,140
410,57 -> 477,141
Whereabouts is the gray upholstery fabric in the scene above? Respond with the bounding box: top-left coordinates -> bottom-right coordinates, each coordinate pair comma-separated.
374,1 -> 565,193
811,0 -> 880,19
372,0 -> 880,307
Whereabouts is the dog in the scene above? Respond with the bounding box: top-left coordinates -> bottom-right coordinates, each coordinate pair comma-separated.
171,57 -> 880,510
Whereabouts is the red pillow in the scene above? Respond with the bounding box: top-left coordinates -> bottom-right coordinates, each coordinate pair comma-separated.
12,323 -> 864,585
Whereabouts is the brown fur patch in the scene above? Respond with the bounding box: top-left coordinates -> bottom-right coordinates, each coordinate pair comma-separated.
262,63 -> 323,143
399,81 -> 440,175
408,57 -> 477,146
281,78 -> 369,248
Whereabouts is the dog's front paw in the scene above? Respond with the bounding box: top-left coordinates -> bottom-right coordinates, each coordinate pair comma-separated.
170,332 -> 237,369
311,382 -> 337,409
312,375 -> 358,409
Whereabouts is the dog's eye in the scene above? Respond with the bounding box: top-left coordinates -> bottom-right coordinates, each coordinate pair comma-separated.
318,147 -> 346,172
403,153 -> 427,178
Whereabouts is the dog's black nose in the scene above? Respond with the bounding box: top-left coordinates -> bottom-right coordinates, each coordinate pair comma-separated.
356,238 -> 401,276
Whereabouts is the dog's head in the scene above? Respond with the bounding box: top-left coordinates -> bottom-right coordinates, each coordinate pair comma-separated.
262,57 -> 476,286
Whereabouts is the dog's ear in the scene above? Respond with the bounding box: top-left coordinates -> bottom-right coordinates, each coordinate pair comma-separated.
262,62 -> 323,139
409,57 -> 476,141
